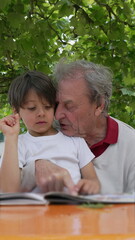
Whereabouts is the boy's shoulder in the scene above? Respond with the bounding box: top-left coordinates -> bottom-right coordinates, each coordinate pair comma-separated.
59,131 -> 86,144
18,131 -> 29,140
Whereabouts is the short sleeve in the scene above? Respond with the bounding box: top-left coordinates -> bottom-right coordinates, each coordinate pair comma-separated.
75,138 -> 95,169
18,135 -> 27,168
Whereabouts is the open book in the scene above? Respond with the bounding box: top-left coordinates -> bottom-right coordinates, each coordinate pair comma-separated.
0,191 -> 135,205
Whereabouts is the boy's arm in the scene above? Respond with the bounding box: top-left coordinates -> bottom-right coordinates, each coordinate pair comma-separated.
77,161 -> 101,194
0,114 -> 21,192
21,161 -> 36,191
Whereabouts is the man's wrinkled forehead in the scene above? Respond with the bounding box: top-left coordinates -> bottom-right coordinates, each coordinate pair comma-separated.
57,73 -> 82,94
59,69 -> 84,82
56,75 -> 89,103
56,81 -> 73,101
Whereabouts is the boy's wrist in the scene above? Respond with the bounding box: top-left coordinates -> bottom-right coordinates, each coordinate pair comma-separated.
5,134 -> 18,141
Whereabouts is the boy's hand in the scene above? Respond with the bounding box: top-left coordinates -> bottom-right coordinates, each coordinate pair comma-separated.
0,114 -> 20,136
75,179 -> 100,195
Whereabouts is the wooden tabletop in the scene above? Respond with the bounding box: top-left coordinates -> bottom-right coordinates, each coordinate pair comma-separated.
0,203 -> 135,240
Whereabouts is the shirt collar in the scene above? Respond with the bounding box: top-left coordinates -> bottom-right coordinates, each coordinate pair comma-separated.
105,116 -> 118,144
91,116 -> 118,148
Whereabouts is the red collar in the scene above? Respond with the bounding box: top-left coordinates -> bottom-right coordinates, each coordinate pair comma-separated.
90,116 -> 118,157
103,116 -> 118,144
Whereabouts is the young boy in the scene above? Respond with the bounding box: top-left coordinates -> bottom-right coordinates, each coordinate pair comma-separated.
0,71 -> 100,194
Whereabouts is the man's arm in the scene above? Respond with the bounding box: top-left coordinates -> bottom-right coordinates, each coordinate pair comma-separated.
125,161 -> 135,193
21,159 -> 78,194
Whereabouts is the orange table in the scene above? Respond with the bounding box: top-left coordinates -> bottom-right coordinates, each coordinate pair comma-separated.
0,203 -> 135,240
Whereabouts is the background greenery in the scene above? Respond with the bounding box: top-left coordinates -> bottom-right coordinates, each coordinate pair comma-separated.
0,0 -> 135,129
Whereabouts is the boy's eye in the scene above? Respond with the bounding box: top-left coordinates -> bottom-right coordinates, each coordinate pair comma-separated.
45,105 -> 52,109
27,107 -> 36,111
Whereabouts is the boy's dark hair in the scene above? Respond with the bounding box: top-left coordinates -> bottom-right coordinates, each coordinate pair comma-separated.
8,71 -> 56,112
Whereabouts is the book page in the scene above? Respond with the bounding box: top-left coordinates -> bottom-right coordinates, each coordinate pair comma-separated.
0,192 -> 48,205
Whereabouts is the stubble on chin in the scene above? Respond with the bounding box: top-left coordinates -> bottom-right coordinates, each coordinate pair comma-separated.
71,125 -> 87,138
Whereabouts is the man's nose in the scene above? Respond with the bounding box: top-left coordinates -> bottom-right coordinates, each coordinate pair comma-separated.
55,105 -> 65,120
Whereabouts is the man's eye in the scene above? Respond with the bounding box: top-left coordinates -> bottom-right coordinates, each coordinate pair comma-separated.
66,105 -> 75,111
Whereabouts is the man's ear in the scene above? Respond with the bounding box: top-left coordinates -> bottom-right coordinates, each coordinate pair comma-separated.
95,98 -> 105,117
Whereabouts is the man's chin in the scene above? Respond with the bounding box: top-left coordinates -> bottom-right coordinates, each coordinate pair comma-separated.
60,127 -> 74,137
61,129 -> 87,139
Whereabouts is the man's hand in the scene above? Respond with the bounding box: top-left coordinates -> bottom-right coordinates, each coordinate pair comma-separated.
35,160 -> 78,195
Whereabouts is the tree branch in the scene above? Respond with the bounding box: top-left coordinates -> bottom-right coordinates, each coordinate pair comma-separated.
95,0 -> 135,28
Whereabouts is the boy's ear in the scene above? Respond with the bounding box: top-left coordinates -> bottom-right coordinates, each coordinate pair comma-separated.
12,108 -> 20,117
12,107 -> 17,114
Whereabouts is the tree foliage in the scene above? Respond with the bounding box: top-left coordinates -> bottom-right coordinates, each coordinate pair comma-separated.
0,0 -> 135,127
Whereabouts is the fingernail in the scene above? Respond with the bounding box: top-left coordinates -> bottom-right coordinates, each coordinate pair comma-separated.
71,191 -> 78,196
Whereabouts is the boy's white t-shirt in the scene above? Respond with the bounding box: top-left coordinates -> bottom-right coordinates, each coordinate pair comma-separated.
18,131 -> 94,185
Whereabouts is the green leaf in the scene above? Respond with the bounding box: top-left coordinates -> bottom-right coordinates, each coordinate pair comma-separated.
83,0 -> 94,6
7,13 -> 24,28
123,75 -> 135,86
121,88 -> 135,96
21,38 -> 33,52
4,38 -> 16,51
0,0 -> 135,128
79,203 -> 107,209
90,5 -> 107,24
108,23 -> 125,40
59,3 -> 73,17
0,0 -> 11,9
37,64 -> 50,74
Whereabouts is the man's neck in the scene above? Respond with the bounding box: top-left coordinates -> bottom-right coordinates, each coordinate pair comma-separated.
85,115 -> 108,147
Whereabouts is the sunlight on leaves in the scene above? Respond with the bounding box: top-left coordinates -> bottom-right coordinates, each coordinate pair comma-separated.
123,75 -> 135,86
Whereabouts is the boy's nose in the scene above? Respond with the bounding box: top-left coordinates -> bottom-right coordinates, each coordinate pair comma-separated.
37,107 -> 45,116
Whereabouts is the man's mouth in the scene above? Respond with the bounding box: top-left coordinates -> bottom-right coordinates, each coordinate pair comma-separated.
60,123 -> 70,129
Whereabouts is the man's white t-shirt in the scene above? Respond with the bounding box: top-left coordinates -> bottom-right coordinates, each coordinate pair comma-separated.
93,118 -> 135,194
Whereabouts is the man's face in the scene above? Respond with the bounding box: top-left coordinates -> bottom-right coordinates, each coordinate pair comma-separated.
55,76 -> 98,138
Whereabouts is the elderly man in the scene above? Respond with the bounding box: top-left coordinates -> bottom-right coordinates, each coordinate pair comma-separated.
22,60 -> 135,194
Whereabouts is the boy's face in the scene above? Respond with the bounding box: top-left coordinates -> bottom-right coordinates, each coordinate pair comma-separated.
19,89 -> 55,137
